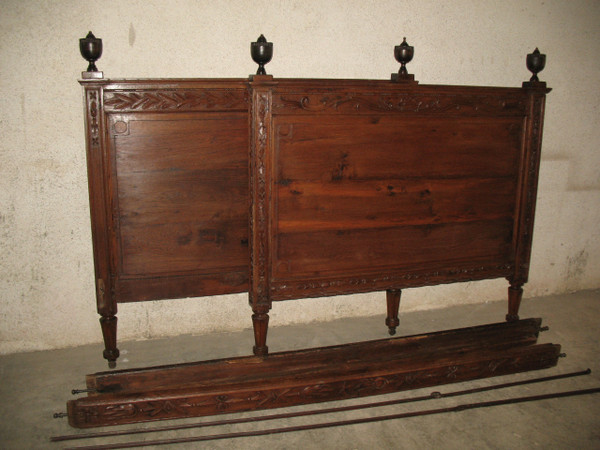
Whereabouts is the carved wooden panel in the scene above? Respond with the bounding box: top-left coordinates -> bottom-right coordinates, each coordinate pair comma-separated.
253,81 -> 536,303
249,78 -> 275,308
104,89 -> 248,112
272,90 -> 528,116
80,75 -> 549,365
81,80 -> 250,307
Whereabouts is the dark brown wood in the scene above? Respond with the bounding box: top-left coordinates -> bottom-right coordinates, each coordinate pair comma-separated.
80,62 -> 550,364
507,281 -> 524,321
248,75 -> 276,356
385,289 -> 401,335
99,315 -> 118,369
80,79 -> 250,365
85,318 -> 543,394
251,304 -> 270,356
72,46 -> 558,437
63,388 -> 600,448
66,319 -> 559,428
53,370 -> 592,442
249,79 -> 550,352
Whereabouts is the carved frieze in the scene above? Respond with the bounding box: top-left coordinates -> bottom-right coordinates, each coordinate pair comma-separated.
271,263 -> 514,299
103,89 -> 248,112
272,92 -> 528,116
70,348 -> 556,427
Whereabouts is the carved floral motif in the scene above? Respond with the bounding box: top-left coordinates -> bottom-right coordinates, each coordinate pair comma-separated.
87,90 -> 100,147
272,263 -> 514,298
251,90 -> 271,304
273,92 -> 528,115
71,350 -> 556,427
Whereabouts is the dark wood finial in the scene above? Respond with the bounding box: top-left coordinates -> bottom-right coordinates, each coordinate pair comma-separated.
526,48 -> 546,82
523,48 -> 546,88
251,34 -> 273,76
79,31 -> 103,79
391,37 -> 417,83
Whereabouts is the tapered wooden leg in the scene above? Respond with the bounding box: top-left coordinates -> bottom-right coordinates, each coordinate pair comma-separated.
99,314 -> 120,368
252,304 -> 270,356
506,281 -> 523,322
385,289 -> 402,335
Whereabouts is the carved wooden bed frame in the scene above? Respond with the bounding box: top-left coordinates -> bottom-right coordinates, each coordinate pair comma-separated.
79,37 -> 550,367
68,36 -> 561,428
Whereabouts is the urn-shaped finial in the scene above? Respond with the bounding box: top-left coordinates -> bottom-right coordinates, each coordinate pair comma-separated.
251,34 -> 273,76
395,37 -> 414,72
526,48 -> 546,83
391,37 -> 416,83
79,31 -> 103,72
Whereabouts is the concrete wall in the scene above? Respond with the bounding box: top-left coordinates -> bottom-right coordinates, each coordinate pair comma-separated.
1,0 -> 599,354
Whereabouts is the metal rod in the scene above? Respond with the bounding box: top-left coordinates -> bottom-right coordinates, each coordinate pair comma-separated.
72,388 -> 98,395
51,368 -> 591,442
64,387 -> 600,449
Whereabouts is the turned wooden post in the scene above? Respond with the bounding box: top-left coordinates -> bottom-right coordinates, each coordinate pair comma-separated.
506,281 -> 523,322
385,289 -> 402,335
99,314 -> 119,368
252,304 -> 270,356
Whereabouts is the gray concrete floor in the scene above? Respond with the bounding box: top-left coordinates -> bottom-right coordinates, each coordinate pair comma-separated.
1,289 -> 599,449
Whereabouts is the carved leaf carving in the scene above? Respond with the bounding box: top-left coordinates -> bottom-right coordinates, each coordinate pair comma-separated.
103,90 -> 248,111
273,93 -> 527,115
72,353 -> 536,426
271,263 -> 513,298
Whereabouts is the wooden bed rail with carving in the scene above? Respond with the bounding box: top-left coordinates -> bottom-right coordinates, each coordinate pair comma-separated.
66,318 -> 561,428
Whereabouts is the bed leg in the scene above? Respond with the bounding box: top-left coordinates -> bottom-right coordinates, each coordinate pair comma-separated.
506,281 -> 523,322
252,304 -> 270,356
99,314 -> 119,368
385,289 -> 402,335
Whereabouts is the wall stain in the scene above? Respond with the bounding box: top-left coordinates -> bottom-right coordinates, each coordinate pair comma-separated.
566,249 -> 588,281
129,23 -> 136,47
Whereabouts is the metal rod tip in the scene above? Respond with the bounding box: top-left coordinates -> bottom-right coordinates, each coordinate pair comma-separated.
72,388 -> 97,395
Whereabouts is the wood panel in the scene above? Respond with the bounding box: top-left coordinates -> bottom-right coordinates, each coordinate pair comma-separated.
111,114 -> 248,278
270,114 -> 521,282
274,116 -> 523,181
247,77 -> 549,356
276,178 -> 516,232
274,220 -> 513,279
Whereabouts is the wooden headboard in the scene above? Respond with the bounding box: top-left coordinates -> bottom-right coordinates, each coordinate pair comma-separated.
83,80 -> 250,301
79,40 -> 549,366
247,77 -> 549,355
